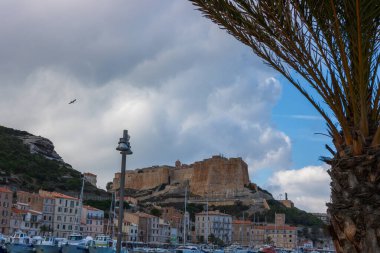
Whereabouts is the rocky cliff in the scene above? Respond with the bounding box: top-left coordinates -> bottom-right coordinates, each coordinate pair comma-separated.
0,125 -> 109,198
19,135 -> 63,162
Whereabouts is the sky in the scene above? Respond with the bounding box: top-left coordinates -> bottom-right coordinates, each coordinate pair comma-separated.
0,0 -> 332,212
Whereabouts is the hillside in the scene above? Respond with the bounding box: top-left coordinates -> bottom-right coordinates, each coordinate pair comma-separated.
0,125 -> 108,198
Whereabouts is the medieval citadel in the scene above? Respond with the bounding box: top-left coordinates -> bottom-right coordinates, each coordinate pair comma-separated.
112,155 -> 264,201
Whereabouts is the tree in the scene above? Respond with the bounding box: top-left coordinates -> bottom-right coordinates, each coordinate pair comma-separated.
189,1 -> 379,252
106,181 -> 113,191
150,208 -> 162,217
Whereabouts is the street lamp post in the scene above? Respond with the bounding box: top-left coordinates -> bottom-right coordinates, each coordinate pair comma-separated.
116,130 -> 133,253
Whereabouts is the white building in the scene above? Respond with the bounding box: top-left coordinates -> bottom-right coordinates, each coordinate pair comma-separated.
123,221 -> 138,242
40,192 -> 80,238
41,196 -> 55,235
195,210 -> 232,244
157,218 -> 170,243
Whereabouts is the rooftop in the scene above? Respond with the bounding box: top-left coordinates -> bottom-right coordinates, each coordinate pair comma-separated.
0,187 -> 12,193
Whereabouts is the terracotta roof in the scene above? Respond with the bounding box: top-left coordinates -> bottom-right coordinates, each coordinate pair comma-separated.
51,192 -> 78,200
135,212 -> 155,218
12,208 -> 28,214
196,211 -> 231,216
233,220 -> 254,225
84,172 -> 96,177
0,187 -> 12,193
263,225 -> 297,231
83,205 -> 100,211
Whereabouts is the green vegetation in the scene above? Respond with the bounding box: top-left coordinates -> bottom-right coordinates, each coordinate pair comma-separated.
212,201 -> 249,217
0,125 -> 106,196
83,199 -> 113,211
150,208 -> 162,217
252,200 -> 324,227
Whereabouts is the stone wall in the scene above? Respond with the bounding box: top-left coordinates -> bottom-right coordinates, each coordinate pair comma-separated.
113,155 -> 251,196
190,156 -> 249,196
170,167 -> 194,184
125,166 -> 171,190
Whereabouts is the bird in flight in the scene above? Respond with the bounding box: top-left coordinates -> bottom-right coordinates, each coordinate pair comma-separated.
69,99 -> 77,104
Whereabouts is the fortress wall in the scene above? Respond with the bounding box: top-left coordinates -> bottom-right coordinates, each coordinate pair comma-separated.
112,156 -> 251,194
170,167 -> 194,184
125,167 -> 170,190
190,156 -> 250,196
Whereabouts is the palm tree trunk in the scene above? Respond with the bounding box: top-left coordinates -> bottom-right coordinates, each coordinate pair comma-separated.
327,149 -> 380,253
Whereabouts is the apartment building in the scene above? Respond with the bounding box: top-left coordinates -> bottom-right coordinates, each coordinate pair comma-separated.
252,213 -> 297,249
17,191 -> 43,212
195,210 -> 232,244
0,187 -> 12,234
264,224 -> 297,249
41,196 -> 55,235
157,218 -> 170,243
44,192 -> 80,238
123,221 -> 138,241
9,207 -> 26,234
124,212 -> 160,243
9,203 -> 43,236
232,220 -> 254,247
81,205 -> 104,237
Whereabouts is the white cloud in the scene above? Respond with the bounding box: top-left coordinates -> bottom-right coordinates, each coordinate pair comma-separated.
0,0 -> 293,190
267,165 -> 331,213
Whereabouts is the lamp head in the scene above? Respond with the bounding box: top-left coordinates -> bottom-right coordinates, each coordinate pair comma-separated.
116,135 -> 133,154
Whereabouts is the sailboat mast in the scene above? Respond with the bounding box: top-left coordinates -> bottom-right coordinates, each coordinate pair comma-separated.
183,185 -> 187,245
74,176 -> 85,233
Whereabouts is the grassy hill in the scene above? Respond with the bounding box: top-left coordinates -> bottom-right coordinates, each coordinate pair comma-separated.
0,125 -> 107,197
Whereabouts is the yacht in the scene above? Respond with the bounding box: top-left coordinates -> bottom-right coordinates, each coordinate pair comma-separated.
34,236 -> 66,253
5,231 -> 35,253
61,233 -> 93,253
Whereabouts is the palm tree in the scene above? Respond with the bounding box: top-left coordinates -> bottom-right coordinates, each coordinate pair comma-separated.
188,1 -> 379,252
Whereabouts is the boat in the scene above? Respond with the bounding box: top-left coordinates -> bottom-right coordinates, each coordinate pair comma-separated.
257,245 -> 276,253
88,235 -> 114,253
34,236 -> 67,253
175,245 -> 203,253
0,234 -> 7,253
5,231 -> 35,253
88,237 -> 129,253
61,233 -> 93,253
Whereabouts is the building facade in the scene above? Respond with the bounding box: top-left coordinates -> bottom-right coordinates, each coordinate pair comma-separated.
84,172 -> 97,187
195,210 -> 232,244
46,192 -> 80,238
17,191 -> 44,212
41,196 -> 55,235
81,205 -> 104,237
232,220 -> 254,247
0,187 -> 12,234
157,218 -> 170,243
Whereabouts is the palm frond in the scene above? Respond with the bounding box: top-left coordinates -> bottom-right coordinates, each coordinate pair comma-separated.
190,0 -> 380,155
